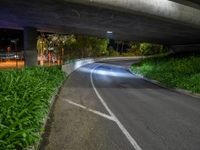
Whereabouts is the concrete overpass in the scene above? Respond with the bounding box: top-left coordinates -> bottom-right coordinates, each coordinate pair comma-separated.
0,0 -> 200,65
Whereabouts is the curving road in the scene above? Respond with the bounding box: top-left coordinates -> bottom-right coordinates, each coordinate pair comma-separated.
40,59 -> 200,150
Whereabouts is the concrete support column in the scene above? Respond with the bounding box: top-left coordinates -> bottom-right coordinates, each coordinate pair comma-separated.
24,27 -> 38,67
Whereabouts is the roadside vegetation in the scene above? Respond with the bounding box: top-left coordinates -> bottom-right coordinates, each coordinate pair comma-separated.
0,66 -> 66,149
131,55 -> 200,93
127,42 -> 168,56
0,32 -> 168,148
37,34 -> 168,63
63,38 -> 168,59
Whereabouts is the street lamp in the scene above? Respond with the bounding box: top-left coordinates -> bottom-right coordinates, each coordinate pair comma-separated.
106,31 -> 113,34
106,31 -> 113,38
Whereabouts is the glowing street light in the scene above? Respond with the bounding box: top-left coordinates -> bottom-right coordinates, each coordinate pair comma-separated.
106,31 -> 113,40
106,31 -> 113,34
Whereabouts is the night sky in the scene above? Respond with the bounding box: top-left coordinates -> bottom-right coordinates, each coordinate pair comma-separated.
0,29 -> 23,51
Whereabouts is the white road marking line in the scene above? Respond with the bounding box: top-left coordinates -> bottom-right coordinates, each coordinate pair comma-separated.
61,98 -> 115,121
90,64 -> 142,150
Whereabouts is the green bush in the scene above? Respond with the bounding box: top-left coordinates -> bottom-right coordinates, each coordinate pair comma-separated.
139,43 -> 167,55
121,52 -> 135,56
140,43 -> 153,55
131,55 -> 200,93
0,66 -> 66,149
108,46 -> 120,57
128,42 -> 168,56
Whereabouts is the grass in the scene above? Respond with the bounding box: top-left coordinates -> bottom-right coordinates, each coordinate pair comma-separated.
131,55 -> 200,93
0,66 -> 66,149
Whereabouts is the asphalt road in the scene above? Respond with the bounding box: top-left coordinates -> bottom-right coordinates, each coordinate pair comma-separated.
40,59 -> 200,150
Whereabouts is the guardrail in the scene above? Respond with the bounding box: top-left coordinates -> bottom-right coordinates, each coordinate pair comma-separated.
62,58 -> 95,74
61,56 -> 144,74
61,53 -> 171,74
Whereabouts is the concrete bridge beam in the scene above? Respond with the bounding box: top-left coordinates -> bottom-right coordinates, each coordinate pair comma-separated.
66,0 -> 200,27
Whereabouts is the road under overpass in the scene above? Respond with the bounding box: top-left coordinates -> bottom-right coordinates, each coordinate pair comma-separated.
0,0 -> 200,65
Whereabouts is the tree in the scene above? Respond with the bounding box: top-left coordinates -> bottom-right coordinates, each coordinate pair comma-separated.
92,38 -> 109,56
47,34 -> 76,51
37,34 -> 49,65
128,41 -> 167,56
72,35 -> 109,58
47,34 -> 76,64
37,34 -> 76,65
140,43 -> 167,55
140,43 -> 153,55
37,34 -> 110,63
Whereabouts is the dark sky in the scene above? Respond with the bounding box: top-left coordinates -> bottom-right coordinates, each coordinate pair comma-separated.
0,29 -> 23,51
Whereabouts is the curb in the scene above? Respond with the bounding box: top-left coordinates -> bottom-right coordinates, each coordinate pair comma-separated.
129,69 -> 200,99
26,79 -> 66,150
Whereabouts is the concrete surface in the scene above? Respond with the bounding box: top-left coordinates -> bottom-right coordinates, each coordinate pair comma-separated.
65,0 -> 200,27
1,0 -> 200,44
40,59 -> 200,150
61,57 -> 143,74
62,58 -> 95,74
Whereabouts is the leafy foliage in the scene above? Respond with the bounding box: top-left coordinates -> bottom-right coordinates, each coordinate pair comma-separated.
107,46 -> 119,57
131,55 -> 200,93
37,33 -> 168,61
64,35 -> 109,59
0,66 -> 66,149
37,34 -> 76,54
140,43 -> 153,55
128,42 -> 168,56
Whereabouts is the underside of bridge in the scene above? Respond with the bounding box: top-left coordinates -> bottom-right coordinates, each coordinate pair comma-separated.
0,0 -> 200,45
1,0 -> 200,66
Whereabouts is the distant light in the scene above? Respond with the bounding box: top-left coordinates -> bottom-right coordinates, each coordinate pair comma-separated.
106,31 -> 113,34
14,55 -> 19,59
48,47 -> 54,51
11,40 -> 17,44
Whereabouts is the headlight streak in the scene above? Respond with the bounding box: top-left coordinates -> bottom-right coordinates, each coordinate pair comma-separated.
78,63 -> 138,79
